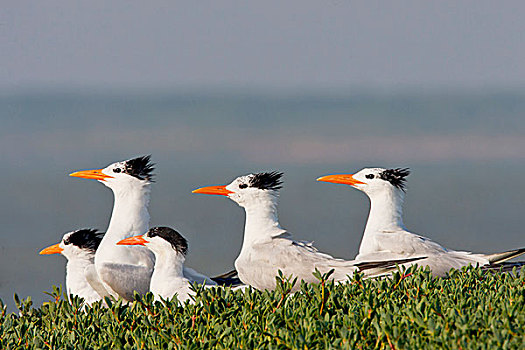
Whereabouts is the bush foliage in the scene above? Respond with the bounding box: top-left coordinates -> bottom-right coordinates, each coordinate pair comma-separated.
1,266 -> 524,349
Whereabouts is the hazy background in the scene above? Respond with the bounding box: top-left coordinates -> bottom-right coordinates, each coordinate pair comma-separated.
1,1 -> 525,311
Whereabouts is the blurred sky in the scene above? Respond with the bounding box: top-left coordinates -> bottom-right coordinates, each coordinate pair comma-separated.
2,1 -> 525,91
1,2 -> 525,312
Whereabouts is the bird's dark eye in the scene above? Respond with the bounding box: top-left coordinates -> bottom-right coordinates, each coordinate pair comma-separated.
239,184 -> 248,189
365,174 -> 374,179
113,168 -> 121,173
63,239 -> 70,245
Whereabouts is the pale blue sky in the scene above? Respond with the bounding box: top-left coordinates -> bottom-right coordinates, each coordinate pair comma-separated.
2,1 -> 525,91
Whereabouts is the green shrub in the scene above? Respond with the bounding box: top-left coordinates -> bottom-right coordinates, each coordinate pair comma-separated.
1,266 -> 524,349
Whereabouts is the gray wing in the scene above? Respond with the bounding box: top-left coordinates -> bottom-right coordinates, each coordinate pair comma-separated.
238,238 -> 359,290
84,265 -> 111,299
97,263 -> 153,301
238,238 -> 429,290
357,230 -> 449,258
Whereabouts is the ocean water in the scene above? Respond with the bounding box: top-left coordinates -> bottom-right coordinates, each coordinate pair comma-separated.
1,90 -> 525,312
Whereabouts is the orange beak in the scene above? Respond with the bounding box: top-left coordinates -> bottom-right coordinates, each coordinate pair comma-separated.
192,185 -> 233,196
316,174 -> 366,186
69,169 -> 113,181
39,243 -> 63,255
117,235 -> 149,246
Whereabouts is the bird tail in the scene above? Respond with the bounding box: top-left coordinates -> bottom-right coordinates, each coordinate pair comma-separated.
481,261 -> 525,273
483,247 -> 525,264
211,269 -> 243,287
354,256 -> 427,277
353,256 -> 426,271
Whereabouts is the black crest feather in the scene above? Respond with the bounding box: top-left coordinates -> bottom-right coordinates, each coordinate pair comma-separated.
249,171 -> 283,191
147,226 -> 188,256
124,155 -> 155,181
64,229 -> 104,253
380,168 -> 410,191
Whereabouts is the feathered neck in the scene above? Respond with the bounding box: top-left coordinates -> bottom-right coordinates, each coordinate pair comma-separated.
95,181 -> 153,268
65,255 -> 95,298
240,192 -> 287,249
151,249 -> 185,278
359,186 -> 405,255
149,249 -> 186,298
104,182 -> 151,243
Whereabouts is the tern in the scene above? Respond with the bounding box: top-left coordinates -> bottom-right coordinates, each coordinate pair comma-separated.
317,168 -> 525,276
193,171 -> 424,291
39,229 -> 109,304
70,156 -> 216,300
118,226 -> 201,303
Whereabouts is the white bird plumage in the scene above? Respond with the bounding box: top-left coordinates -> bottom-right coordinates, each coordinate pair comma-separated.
318,167 -> 525,276
70,156 -> 215,300
39,229 -> 109,304
194,172 -> 422,291
118,226 -> 197,303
